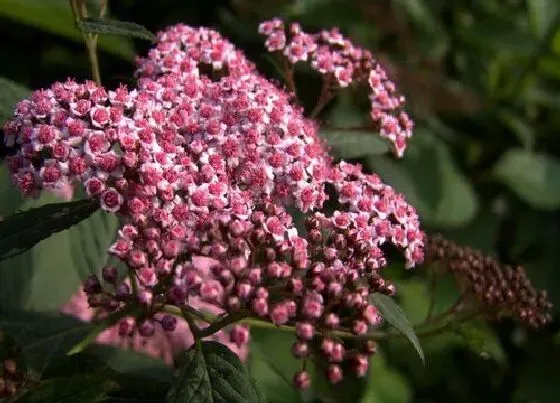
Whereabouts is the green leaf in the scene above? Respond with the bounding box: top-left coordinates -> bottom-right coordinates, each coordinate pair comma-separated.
360,351 -> 411,403
453,322 -> 506,365
0,199 -> 99,261
527,0 -> 560,38
370,293 -> 425,364
320,129 -> 390,159
16,373 -> 116,403
320,92 -> 390,159
0,311 -> 92,376
0,76 -> 30,124
167,341 -> 264,403
77,17 -> 156,42
493,148 -> 560,210
0,191 -> 116,312
0,0 -> 135,60
247,328 -> 303,403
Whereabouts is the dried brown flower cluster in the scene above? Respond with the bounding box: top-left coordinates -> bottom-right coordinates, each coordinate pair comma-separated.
426,234 -> 553,328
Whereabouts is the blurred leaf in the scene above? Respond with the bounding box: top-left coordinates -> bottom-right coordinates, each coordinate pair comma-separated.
453,322 -> 506,365
527,0 -> 560,38
360,351 -> 411,403
247,328 -> 303,403
321,93 -> 390,158
368,129 -> 478,227
17,373 -> 115,403
370,293 -> 424,363
458,16 -> 535,56
77,17 -> 156,42
394,279 -> 430,325
514,343 -> 560,403
498,109 -> 536,149
0,311 -> 91,376
0,76 -> 30,123
0,199 -> 98,261
320,129 -> 390,158
166,341 -> 264,403
0,164 -> 24,216
493,148 -> 560,210
0,0 -> 135,60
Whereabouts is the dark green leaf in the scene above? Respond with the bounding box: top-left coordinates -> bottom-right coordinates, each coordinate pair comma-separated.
77,17 -> 156,42
166,341 -> 264,403
452,322 -> 506,365
0,311 -> 92,376
320,129 -> 389,158
370,293 -> 425,363
16,373 -> 116,403
0,0 -> 134,59
0,199 -> 99,261
493,148 -> 560,210
0,76 -> 30,124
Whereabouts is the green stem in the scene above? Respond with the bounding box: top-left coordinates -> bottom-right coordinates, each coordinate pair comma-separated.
69,0 -> 102,85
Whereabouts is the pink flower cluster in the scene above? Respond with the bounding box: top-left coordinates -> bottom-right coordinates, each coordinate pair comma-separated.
62,271 -> 248,365
258,19 -> 413,156
3,21 -> 423,388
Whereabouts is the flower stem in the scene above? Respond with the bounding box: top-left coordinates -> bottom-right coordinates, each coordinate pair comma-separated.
309,80 -> 334,119
69,0 -> 102,85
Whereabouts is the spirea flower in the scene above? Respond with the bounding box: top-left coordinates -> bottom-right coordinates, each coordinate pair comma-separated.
258,19 -> 413,156
3,20 -> 424,389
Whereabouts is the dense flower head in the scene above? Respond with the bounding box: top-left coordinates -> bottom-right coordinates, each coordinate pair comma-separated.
258,18 -> 413,157
3,20 -> 424,388
136,24 -> 256,80
426,234 -> 553,328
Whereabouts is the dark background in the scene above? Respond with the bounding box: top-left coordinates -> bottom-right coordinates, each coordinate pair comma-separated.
1,0 -> 560,402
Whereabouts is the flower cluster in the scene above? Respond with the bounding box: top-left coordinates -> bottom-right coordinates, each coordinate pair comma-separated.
62,281 -> 249,365
3,21 -> 423,388
426,234 -> 553,328
258,19 -> 413,156
0,329 -> 25,399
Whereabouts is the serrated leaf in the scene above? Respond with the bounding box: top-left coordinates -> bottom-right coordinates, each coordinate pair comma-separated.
0,76 -> 30,124
320,129 -> 390,158
0,199 -> 99,261
77,17 -> 156,42
370,293 -> 425,363
493,148 -> 560,210
0,0 -> 135,60
167,341 -> 264,403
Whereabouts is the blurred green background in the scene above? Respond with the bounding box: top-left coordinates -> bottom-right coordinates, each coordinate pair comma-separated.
1,0 -> 560,402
